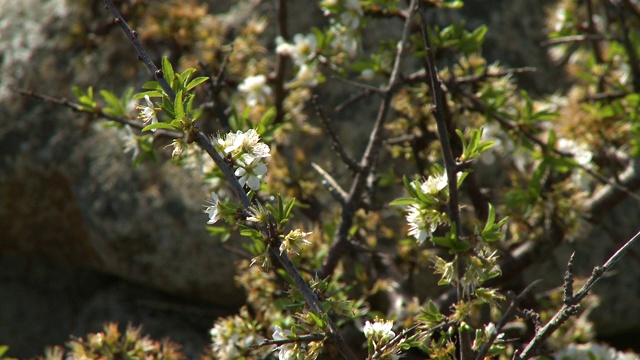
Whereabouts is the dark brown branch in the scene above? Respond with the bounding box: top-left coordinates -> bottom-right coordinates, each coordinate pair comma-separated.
102,2 -> 357,358
251,333 -> 325,349
474,280 -> 542,360
312,95 -> 361,172
515,229 -> 640,359
272,0 -> 288,124
417,3 -> 472,359
318,0 -> 418,280
103,0 -> 175,100
540,34 -> 615,47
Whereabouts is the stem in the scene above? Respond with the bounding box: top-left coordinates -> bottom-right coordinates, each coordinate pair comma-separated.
416,4 -> 471,359
102,2 -> 357,358
319,0 -> 418,279
515,228 -> 640,359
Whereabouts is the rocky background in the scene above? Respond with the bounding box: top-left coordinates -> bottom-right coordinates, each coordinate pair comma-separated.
0,0 -> 638,357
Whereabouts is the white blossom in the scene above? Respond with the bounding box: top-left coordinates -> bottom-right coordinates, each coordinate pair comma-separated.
204,192 -> 222,224
557,138 -> 592,166
276,33 -> 317,65
238,74 -> 272,106
119,125 -> 139,160
340,0 -> 364,30
328,24 -> 359,57
272,326 -> 307,360
420,172 -> 449,195
136,95 -> 158,130
406,205 -> 434,244
280,229 -> 312,255
235,154 -> 268,190
292,63 -> 319,87
363,319 -> 395,344
360,68 -> 375,81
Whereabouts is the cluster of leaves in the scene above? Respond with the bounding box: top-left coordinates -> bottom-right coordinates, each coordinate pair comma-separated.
17,0 -> 640,359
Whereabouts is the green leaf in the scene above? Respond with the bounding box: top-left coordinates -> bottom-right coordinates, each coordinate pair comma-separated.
142,81 -> 162,91
133,91 -> 163,100
174,90 -> 185,120
179,68 -> 197,85
186,76 -> 209,91
100,90 -> 125,116
161,56 -> 175,86
390,198 -> 418,206
308,311 -> 327,328
142,122 -> 178,132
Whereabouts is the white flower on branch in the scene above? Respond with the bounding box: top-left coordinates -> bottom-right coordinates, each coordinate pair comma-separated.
235,153 -> 268,190
238,74 -> 272,106
276,33 -> 317,65
340,0 -> 363,30
136,94 -> 158,129
363,319 -> 395,345
272,326 -> 299,360
420,172 -> 449,195
406,205 -> 436,244
280,229 -> 312,255
204,192 -> 222,224
557,138 -> 592,167
119,125 -> 139,160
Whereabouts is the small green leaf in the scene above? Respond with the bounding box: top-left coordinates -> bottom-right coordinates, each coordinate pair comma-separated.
142,81 -> 162,91
174,90 -> 185,120
133,91 -> 163,100
390,198 -> 418,206
186,76 -> 209,91
161,56 -> 175,86
142,122 -> 178,132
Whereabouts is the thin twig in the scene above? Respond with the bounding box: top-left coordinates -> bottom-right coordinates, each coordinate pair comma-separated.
311,163 -> 348,205
104,0 -> 175,100
540,34 -> 614,47
457,87 -> 640,203
272,0 -> 288,124
102,2 -> 357,358
18,89 -> 182,139
335,89 -> 375,113
251,333 -> 325,349
416,4 -> 472,359
318,0 -> 418,279
312,95 -> 361,172
474,280 -> 542,360
515,229 -> 640,359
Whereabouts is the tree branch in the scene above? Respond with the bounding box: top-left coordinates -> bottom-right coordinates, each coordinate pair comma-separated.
318,0 -> 418,279
515,229 -> 640,359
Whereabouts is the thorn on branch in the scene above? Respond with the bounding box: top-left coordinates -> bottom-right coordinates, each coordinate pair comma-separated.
563,252 -> 575,304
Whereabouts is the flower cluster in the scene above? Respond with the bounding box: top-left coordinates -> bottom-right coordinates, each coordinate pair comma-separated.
276,33 -> 321,88
320,0 -> 363,58
363,318 -> 401,358
271,326 -> 305,360
472,322 -> 504,351
210,308 -> 265,358
212,129 -> 271,191
405,172 -> 452,244
363,319 -> 395,344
